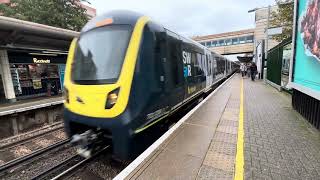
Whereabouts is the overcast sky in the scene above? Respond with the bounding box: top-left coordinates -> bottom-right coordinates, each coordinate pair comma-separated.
88,0 -> 275,37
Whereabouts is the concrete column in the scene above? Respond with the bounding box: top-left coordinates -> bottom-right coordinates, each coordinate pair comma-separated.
0,50 -> 16,102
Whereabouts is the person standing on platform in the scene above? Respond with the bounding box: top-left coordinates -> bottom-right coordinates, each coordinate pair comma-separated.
250,62 -> 258,81
240,63 -> 247,77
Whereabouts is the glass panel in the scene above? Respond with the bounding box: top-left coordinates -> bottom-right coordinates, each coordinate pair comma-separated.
226,39 -> 232,45
72,25 -> 132,84
246,35 -> 254,43
219,40 -> 225,46
239,37 -> 246,44
211,41 -> 217,47
232,38 -> 239,44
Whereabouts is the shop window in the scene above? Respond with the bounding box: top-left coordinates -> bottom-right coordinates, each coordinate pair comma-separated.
205,41 -> 211,47
200,42 -> 205,46
10,64 -> 61,97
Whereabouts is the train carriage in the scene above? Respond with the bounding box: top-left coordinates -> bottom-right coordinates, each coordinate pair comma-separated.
63,10 -> 238,160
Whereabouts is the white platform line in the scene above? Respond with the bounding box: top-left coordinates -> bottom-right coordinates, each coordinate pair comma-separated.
0,100 -> 64,116
113,73 -> 236,180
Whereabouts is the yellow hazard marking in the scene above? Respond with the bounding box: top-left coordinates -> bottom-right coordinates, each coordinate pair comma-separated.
234,78 -> 244,180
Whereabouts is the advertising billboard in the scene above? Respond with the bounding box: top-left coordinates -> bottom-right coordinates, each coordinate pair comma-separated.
290,0 -> 320,100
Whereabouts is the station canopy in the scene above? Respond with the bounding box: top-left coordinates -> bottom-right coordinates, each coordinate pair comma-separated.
237,55 -> 254,63
0,16 -> 79,53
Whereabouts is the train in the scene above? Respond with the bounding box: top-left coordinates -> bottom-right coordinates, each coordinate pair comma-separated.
63,10 -> 239,160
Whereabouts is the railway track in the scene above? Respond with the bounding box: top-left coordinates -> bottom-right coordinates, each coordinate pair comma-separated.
0,122 -> 64,150
0,139 -> 69,175
32,146 -> 110,180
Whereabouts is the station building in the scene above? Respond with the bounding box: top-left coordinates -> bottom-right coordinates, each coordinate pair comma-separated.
0,16 -> 79,102
193,6 -> 279,56
0,0 -> 96,103
193,5 -> 280,80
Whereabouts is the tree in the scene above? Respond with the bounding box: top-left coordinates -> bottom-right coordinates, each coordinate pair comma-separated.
270,0 -> 294,42
0,0 -> 89,31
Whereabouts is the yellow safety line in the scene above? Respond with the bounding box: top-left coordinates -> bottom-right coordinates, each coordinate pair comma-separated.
234,78 -> 244,180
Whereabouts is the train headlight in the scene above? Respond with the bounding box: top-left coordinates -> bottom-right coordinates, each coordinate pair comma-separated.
105,88 -> 120,109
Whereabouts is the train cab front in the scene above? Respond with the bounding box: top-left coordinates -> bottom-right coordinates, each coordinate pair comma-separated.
63,11 -> 149,160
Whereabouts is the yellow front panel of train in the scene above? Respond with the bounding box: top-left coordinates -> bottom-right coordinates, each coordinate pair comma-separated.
64,16 -> 150,118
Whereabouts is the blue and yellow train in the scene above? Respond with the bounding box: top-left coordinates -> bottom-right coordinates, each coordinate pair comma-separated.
63,10 -> 238,160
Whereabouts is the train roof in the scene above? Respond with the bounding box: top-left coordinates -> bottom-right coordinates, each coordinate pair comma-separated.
81,10 -> 143,33
81,10 -> 232,62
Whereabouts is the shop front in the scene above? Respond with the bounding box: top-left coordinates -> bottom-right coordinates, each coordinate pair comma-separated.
8,51 -> 66,99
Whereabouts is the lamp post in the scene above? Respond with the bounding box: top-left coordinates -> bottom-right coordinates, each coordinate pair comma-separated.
248,8 -> 258,64
266,5 -> 271,59
248,6 -> 271,80
248,6 -> 271,57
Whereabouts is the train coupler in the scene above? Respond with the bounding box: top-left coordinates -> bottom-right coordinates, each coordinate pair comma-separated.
70,130 -> 104,158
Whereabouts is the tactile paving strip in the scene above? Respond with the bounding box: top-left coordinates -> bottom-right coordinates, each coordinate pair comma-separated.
216,126 -> 238,134
203,151 -> 235,172
197,165 -> 233,180
219,120 -> 238,127
208,141 -> 237,156
225,101 -> 240,109
224,107 -> 239,114
212,132 -> 237,144
221,113 -> 238,121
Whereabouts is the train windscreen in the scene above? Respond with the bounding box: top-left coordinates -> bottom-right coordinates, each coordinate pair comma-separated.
72,25 -> 132,84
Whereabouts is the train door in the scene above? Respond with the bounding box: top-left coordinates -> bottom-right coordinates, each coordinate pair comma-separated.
163,30 -> 185,109
203,51 -> 210,90
211,52 -> 217,81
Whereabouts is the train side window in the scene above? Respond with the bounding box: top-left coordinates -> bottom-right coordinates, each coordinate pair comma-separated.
202,54 -> 207,75
206,55 -> 210,75
193,53 -> 203,76
166,30 -> 183,86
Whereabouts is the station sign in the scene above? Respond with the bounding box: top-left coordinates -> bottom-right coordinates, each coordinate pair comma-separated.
33,58 -> 51,64
8,51 -> 66,64
266,27 -> 283,36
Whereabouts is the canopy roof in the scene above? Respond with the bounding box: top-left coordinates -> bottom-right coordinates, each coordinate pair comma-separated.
0,16 -> 79,52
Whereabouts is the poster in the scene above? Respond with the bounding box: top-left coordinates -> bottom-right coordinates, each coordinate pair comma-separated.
32,79 -> 42,89
293,0 -> 320,91
282,43 -> 291,88
58,65 -> 65,92
256,41 -> 263,78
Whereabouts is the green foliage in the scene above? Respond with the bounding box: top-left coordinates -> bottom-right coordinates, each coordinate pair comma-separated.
270,0 -> 294,42
0,0 -> 89,31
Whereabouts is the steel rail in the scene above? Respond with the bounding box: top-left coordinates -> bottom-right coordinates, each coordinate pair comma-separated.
0,139 -> 69,173
30,154 -> 82,180
0,122 -> 64,150
50,145 -> 110,180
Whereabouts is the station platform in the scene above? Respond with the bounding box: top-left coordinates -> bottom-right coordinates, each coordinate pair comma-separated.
115,74 -> 320,180
0,95 -> 63,116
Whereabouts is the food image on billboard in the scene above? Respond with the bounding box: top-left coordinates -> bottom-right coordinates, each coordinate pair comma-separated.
294,0 -> 320,91
300,0 -> 320,61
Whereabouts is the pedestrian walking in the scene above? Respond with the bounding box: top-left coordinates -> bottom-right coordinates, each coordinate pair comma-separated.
247,63 -> 251,78
250,62 -> 258,81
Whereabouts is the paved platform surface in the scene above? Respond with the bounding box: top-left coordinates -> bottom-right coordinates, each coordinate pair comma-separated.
0,95 -> 63,115
121,74 -> 320,180
244,78 -> 320,179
